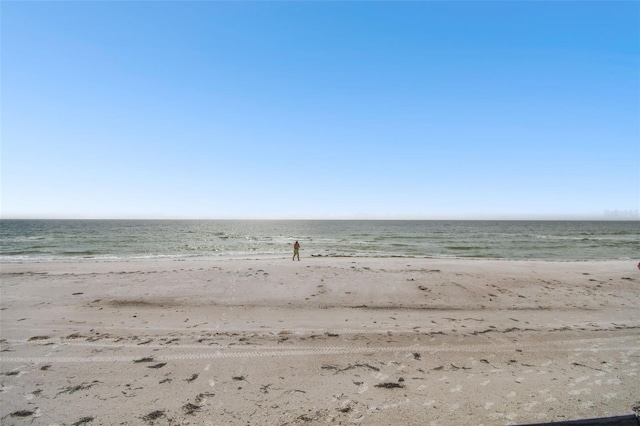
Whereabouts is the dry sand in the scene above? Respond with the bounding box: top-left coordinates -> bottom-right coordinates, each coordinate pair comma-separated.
1,257 -> 639,425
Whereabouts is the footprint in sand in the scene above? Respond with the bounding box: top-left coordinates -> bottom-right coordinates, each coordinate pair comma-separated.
568,388 -> 591,396
373,372 -> 388,381
505,413 -> 518,422
357,383 -> 369,394
574,375 -> 590,384
581,401 -> 595,409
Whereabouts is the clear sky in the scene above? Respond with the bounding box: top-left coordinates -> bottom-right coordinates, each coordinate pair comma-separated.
2,1 -> 639,220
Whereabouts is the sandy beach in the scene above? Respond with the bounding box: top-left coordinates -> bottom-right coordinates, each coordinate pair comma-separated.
1,257 -> 639,425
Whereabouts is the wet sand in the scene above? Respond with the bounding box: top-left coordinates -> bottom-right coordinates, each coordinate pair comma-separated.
1,257 -> 639,425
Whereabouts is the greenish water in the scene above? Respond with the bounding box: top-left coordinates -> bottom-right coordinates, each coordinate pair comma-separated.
1,220 -> 638,261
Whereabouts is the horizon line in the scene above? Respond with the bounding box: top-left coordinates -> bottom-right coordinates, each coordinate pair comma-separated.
2,216 -> 639,222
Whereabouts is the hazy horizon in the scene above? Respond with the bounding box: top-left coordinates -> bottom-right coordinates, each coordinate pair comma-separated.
2,215 -> 638,222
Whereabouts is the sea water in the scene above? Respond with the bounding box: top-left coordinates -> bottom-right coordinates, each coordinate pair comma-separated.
0,220 -> 638,262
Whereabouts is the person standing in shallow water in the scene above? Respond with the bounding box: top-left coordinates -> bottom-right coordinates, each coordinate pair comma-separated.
293,241 -> 300,261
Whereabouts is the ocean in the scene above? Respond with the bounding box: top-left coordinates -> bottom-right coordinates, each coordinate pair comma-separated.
1,220 -> 638,262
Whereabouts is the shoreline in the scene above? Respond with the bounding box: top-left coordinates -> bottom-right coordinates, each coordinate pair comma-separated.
1,257 -> 639,425
2,253 -> 638,264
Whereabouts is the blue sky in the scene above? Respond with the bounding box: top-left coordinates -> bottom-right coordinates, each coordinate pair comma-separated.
2,1 -> 639,219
